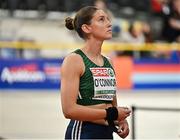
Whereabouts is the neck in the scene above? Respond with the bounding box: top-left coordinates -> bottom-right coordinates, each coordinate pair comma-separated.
83,38 -> 103,57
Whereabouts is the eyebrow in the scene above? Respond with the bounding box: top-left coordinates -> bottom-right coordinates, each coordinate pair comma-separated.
98,15 -> 109,19
99,15 -> 105,18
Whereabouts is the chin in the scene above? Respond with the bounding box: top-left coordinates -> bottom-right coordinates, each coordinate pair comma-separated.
105,35 -> 112,40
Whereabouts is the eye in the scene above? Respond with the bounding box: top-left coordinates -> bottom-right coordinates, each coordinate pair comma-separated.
99,17 -> 105,21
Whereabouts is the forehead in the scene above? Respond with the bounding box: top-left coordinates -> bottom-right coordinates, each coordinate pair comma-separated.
92,9 -> 108,19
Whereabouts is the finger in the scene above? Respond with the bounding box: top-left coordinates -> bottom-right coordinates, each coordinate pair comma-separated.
119,134 -> 127,139
118,130 -> 126,138
123,127 -> 129,134
117,125 -> 123,133
118,129 -> 129,139
125,108 -> 131,114
125,113 -> 130,118
117,128 -> 122,133
126,110 -> 131,116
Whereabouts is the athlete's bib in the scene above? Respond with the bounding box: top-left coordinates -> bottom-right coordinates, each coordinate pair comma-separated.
90,67 -> 116,101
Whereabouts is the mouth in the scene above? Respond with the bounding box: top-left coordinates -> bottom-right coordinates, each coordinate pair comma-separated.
107,29 -> 112,33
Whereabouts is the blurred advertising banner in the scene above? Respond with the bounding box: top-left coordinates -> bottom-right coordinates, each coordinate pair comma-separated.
0,58 -> 63,89
113,55 -> 180,89
0,56 -> 179,90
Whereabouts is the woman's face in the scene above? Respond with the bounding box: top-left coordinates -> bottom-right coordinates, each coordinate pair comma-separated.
87,9 -> 112,40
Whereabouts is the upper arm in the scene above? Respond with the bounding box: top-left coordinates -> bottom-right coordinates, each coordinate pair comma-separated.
60,53 -> 84,113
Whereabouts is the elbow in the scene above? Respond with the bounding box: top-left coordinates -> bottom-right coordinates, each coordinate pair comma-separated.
63,111 -> 71,119
61,101 -> 77,119
62,108 -> 74,119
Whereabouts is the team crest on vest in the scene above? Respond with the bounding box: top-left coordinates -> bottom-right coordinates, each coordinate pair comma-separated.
90,67 -> 116,101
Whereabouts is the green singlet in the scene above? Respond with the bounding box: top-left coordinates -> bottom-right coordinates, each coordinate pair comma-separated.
74,49 -> 116,106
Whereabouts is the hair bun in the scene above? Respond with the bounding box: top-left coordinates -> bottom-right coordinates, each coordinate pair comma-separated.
65,17 -> 74,30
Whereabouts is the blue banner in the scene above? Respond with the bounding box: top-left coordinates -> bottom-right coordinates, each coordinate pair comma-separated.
0,58 -> 63,89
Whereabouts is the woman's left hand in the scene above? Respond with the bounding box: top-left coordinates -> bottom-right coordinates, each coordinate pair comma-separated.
116,119 -> 129,139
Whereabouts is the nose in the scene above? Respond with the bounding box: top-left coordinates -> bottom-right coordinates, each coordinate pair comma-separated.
106,18 -> 112,28
107,23 -> 112,30
108,24 -> 112,28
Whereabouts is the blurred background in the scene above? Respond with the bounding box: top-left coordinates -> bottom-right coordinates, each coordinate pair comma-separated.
0,0 -> 180,139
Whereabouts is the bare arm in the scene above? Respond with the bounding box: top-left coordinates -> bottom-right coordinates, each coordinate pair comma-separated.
61,54 -> 106,121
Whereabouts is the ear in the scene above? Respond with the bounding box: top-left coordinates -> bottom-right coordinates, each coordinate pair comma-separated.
81,24 -> 92,34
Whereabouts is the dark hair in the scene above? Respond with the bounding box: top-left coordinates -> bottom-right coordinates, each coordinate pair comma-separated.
65,6 -> 98,39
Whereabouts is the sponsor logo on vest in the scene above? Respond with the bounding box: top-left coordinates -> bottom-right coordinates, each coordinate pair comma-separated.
91,68 -> 114,77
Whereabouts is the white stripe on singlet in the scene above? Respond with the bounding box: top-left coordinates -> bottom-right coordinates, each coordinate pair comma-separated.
71,120 -> 77,139
71,120 -> 82,140
78,91 -> 82,99
77,121 -> 83,139
74,121 -> 80,140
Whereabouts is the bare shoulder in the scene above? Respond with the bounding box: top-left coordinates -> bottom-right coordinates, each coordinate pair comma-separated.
61,53 -> 84,75
63,53 -> 83,64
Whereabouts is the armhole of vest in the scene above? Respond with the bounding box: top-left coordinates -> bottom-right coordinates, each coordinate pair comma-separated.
103,56 -> 116,75
103,56 -> 112,67
73,49 -> 86,78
